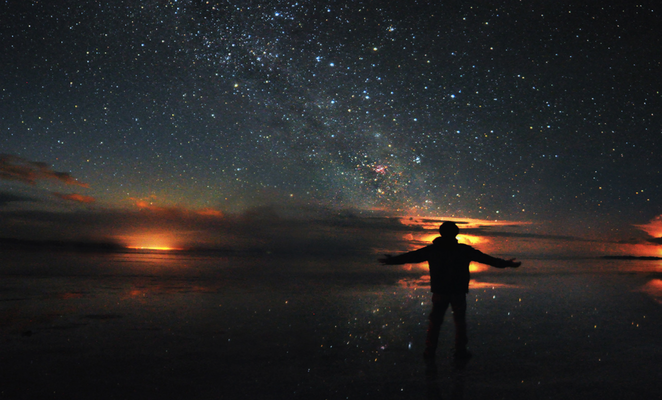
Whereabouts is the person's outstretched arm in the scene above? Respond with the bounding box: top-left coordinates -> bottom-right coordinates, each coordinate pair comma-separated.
379,247 -> 430,265
471,250 -> 521,269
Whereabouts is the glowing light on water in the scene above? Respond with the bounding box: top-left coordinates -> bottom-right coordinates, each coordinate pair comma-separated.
639,279 -> 662,304
397,277 -> 521,289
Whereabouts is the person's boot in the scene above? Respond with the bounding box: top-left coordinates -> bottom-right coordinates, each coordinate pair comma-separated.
424,323 -> 441,361
453,347 -> 472,360
423,346 -> 436,361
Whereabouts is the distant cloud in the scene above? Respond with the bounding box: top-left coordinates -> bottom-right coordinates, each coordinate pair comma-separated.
464,226 -> 585,242
402,216 -> 529,232
0,191 -> 37,206
0,203 -> 411,257
129,197 -> 174,213
52,192 -> 96,203
127,197 -> 224,218
196,208 -> 224,217
0,154 -> 89,188
0,201 -> 642,258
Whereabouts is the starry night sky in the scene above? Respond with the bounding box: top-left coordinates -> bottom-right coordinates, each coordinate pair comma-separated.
1,0 -> 661,256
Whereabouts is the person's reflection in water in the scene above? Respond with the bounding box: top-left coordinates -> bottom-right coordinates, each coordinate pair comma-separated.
379,221 -> 521,360
425,357 -> 469,400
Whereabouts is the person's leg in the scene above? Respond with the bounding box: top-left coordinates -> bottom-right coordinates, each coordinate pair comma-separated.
425,292 -> 450,359
450,293 -> 470,358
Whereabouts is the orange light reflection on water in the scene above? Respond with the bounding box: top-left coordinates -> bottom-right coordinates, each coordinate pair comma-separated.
120,283 -> 222,301
397,276 -> 520,290
639,279 -> 662,304
397,261 -> 488,274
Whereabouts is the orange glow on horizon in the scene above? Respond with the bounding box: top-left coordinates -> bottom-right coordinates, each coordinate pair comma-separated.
458,234 -> 487,246
413,232 -> 491,249
126,246 -> 183,251
596,242 -> 662,258
419,232 -> 438,244
469,262 -> 490,273
118,232 -> 184,252
399,215 -> 526,252
398,216 -> 529,230
635,215 -> 662,239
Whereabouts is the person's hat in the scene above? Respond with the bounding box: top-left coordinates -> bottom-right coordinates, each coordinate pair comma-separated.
439,221 -> 459,237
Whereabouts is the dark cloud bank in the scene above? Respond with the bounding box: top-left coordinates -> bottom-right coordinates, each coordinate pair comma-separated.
0,203 -> 415,257
2,200 -> 647,262
0,154 -> 89,188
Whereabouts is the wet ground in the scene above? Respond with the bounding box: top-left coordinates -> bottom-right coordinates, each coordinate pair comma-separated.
1,252 -> 661,399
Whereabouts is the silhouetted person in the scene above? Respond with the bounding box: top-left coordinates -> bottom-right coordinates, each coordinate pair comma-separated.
379,221 -> 521,361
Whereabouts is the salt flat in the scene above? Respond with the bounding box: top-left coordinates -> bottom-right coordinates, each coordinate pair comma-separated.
1,250 -> 660,399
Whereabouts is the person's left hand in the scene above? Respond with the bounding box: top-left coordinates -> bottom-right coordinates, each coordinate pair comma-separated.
507,258 -> 521,268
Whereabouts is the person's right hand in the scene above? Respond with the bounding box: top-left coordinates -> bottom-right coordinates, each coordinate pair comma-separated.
378,255 -> 393,265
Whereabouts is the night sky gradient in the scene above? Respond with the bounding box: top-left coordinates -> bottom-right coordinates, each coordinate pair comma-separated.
2,0 -> 661,256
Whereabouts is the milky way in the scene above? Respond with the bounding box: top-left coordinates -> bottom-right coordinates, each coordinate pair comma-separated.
1,1 -> 661,241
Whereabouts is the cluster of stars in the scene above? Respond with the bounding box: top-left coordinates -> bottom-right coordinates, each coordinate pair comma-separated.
1,1 -> 660,227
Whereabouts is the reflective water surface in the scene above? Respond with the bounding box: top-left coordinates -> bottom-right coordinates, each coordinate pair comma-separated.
1,250 -> 661,399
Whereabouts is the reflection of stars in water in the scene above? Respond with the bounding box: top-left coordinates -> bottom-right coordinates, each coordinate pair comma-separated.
324,288 -> 429,363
